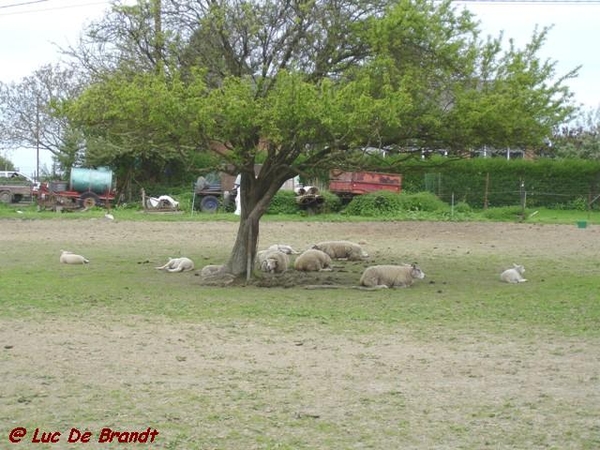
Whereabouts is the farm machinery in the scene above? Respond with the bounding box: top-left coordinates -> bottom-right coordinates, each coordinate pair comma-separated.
328,170 -> 402,201
0,171 -> 37,204
35,167 -> 116,211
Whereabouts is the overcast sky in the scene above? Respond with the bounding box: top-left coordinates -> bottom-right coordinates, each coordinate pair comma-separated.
1,0 -> 599,176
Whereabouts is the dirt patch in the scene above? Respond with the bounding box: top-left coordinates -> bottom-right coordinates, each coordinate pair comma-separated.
2,317 -> 599,448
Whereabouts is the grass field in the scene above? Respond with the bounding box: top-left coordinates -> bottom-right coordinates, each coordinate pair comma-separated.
1,214 -> 599,449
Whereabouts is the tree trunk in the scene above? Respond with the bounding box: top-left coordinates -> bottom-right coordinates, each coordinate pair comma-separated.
225,166 -> 295,277
227,210 -> 261,277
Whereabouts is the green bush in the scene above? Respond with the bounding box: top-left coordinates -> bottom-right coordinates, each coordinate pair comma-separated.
267,190 -> 299,215
566,196 -> 589,211
453,201 -> 472,214
344,191 -> 448,217
318,190 -> 343,213
344,191 -> 404,216
398,191 -> 449,212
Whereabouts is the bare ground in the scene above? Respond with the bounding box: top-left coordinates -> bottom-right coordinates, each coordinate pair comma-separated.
1,219 -> 599,449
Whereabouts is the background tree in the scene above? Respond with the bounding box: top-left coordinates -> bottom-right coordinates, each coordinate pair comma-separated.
550,106 -> 600,159
66,0 -> 578,277
0,64 -> 85,176
0,155 -> 15,171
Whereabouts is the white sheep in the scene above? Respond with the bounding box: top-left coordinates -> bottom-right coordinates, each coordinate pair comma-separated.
267,244 -> 300,255
156,257 -> 195,273
59,250 -> 89,265
293,249 -> 333,272
500,263 -> 527,283
256,249 -> 289,274
359,263 -> 425,289
311,240 -> 369,261
200,264 -> 227,278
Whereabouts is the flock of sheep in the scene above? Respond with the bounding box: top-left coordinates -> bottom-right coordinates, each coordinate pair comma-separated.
250,240 -> 428,289
59,242 -> 528,287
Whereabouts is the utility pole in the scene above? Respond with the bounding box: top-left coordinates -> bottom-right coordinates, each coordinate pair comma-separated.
35,98 -> 40,181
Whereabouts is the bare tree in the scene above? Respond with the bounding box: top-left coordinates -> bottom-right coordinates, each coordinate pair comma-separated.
0,64 -> 86,175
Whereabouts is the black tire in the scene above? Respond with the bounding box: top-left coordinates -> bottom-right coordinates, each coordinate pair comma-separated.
200,195 -> 220,213
79,192 -> 101,208
0,190 -> 12,204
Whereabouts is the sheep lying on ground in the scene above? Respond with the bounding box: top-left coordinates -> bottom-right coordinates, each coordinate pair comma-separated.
311,240 -> 369,261
294,249 -> 333,272
200,264 -> 227,278
256,249 -> 289,274
500,264 -> 527,283
59,250 -> 89,265
156,257 -> 195,272
267,244 -> 300,255
359,263 -> 425,289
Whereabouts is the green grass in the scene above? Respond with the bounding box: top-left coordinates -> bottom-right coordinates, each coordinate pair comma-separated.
2,245 -> 598,338
2,200 -> 599,225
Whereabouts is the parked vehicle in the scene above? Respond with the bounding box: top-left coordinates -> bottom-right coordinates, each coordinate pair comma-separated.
193,172 -> 237,213
35,167 -> 116,211
192,167 -> 300,213
0,171 -> 37,204
328,170 -> 402,201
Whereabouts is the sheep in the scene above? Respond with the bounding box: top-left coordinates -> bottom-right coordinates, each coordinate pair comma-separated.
359,263 -> 425,289
293,249 -> 333,272
256,249 -> 289,274
311,240 -> 369,261
59,250 -> 89,265
267,244 -> 300,255
200,264 -> 227,278
500,263 -> 527,283
155,257 -> 195,273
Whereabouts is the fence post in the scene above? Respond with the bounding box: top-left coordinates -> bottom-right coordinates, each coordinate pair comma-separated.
484,172 -> 490,209
520,179 -> 526,221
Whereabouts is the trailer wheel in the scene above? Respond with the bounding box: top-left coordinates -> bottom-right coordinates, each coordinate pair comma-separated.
0,190 -> 12,204
200,195 -> 219,213
79,192 -> 100,208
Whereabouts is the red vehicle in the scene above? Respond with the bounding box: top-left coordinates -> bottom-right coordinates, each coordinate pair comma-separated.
35,167 -> 116,211
329,170 -> 402,200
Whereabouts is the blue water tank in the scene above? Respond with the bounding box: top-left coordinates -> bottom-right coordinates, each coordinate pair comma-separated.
70,167 -> 113,194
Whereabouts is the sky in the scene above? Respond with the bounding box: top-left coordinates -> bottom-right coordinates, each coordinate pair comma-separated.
1,0 -> 599,177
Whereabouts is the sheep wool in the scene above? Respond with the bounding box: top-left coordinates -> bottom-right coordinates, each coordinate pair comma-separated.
200,264 -> 226,278
500,264 -> 527,283
59,250 -> 89,265
312,240 -> 369,261
267,244 -> 300,255
360,264 -> 425,289
258,250 -> 289,274
156,257 -> 195,272
293,249 -> 333,272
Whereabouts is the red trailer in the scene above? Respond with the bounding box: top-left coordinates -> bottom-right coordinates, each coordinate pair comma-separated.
329,170 -> 402,200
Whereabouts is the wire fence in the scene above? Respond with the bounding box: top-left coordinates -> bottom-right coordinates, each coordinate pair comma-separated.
419,172 -> 600,210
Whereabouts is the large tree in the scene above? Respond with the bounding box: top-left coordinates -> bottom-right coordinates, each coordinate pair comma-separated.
66,0 -> 577,277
